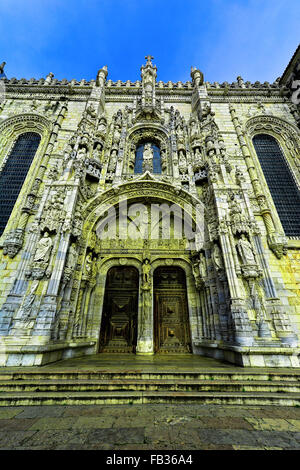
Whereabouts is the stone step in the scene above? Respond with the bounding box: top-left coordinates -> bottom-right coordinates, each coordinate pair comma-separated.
0,390 -> 300,406
1,370 -> 300,381
0,378 -> 300,393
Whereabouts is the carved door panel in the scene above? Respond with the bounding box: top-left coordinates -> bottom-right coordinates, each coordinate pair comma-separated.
154,267 -> 191,354
99,267 -> 139,353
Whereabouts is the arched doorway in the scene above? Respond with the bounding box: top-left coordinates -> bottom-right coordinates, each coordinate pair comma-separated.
99,266 -> 139,353
153,266 -> 191,354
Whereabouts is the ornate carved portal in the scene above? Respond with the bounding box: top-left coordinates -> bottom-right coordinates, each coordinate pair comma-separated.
99,267 -> 139,353
154,267 -> 191,354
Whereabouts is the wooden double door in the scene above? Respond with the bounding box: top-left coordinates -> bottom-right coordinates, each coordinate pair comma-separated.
99,267 -> 139,353
154,267 -> 191,354
99,265 -> 191,354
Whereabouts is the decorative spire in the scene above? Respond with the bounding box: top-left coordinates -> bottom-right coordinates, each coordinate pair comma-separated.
145,55 -> 154,66
140,55 -> 157,110
96,65 -> 108,88
190,66 -> 204,87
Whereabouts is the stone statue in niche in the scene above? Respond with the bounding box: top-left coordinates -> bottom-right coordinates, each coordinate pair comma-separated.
113,126 -> 121,145
114,110 -> 122,128
14,281 -> 39,322
97,117 -> 107,139
229,195 -> 248,235
41,192 -> 65,233
142,259 -> 151,289
108,149 -> 118,172
77,147 -> 87,160
192,257 -> 202,289
84,252 -> 93,278
236,234 -> 256,266
66,243 -> 77,271
63,243 -> 78,283
142,143 -> 154,172
92,143 -> 102,162
212,243 -> 224,272
34,232 -> 53,263
72,210 -> 83,237
85,104 -> 97,120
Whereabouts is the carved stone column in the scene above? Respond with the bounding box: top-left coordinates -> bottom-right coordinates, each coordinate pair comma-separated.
229,105 -> 287,258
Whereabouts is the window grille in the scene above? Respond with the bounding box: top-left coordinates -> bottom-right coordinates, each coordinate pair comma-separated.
0,132 -> 41,235
253,134 -> 300,236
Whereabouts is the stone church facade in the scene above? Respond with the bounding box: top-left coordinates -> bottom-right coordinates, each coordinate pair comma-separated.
0,50 -> 299,368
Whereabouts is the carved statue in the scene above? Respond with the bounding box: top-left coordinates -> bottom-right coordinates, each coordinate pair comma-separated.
41,192 -> 65,232
237,235 -> 256,265
192,258 -> 202,289
77,147 -> 87,160
0,62 -> 6,75
84,253 -> 93,277
34,232 -> 52,263
229,196 -> 248,234
92,143 -> 102,161
108,149 -> 118,172
142,143 -> 154,172
86,104 -> 97,120
142,259 -> 151,289
66,243 -> 77,270
212,243 -> 223,271
97,117 -> 107,137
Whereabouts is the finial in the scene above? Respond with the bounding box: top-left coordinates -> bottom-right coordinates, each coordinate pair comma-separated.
0,62 -> 6,76
145,55 -> 154,66
190,67 -> 204,87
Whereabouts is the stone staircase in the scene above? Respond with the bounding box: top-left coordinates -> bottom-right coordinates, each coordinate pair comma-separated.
0,369 -> 300,406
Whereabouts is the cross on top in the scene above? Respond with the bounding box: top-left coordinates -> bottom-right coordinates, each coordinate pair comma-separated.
145,55 -> 154,65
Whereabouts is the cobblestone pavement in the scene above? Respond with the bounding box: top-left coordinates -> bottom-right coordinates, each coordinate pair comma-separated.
0,404 -> 300,450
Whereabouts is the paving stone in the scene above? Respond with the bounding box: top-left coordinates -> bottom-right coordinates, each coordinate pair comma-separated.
0,418 -> 38,431
144,425 -> 172,445
253,430 -> 300,449
2,403 -> 300,450
22,429 -> 89,448
285,420 -> 300,431
245,418 -> 300,432
232,445 -> 280,450
249,407 -> 300,420
80,443 -> 116,450
62,406 -> 107,417
16,406 -> 66,419
200,444 -> 235,450
0,430 -> 37,448
196,429 -> 261,446
113,444 -> 158,450
193,417 -> 254,430
28,417 -> 78,431
86,427 -> 145,445
73,416 -> 115,429
113,416 -> 153,427
0,407 -> 24,419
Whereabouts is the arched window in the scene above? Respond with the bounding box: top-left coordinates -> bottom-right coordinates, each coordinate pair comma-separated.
134,142 -> 161,174
0,132 -> 41,235
253,134 -> 300,236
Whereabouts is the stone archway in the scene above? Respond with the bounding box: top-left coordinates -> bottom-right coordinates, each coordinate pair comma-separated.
80,178 -> 206,355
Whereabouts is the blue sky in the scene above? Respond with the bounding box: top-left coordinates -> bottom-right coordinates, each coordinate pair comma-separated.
0,0 -> 299,84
